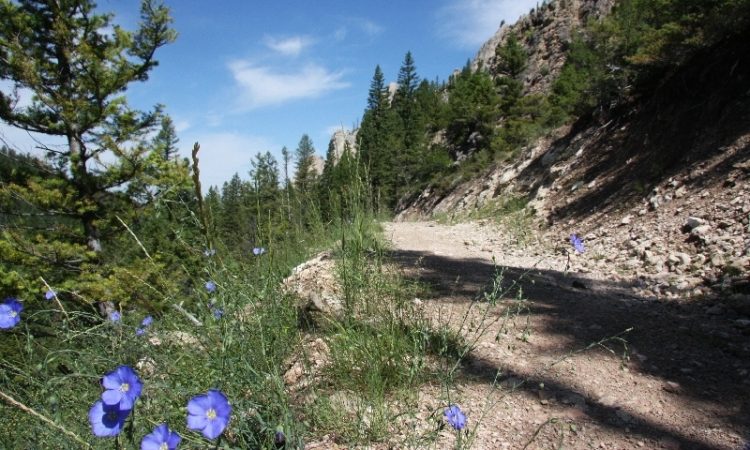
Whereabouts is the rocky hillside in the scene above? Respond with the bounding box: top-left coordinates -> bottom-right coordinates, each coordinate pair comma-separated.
400,13 -> 750,302
472,0 -> 614,94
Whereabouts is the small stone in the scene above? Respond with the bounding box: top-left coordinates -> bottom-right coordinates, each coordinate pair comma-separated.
691,224 -> 711,237
668,252 -> 691,266
710,254 -> 725,267
620,215 -> 632,225
663,381 -> 681,393
684,217 -> 706,231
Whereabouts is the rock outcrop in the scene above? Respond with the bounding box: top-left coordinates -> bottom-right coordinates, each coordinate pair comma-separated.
473,0 -> 614,94
328,128 -> 358,162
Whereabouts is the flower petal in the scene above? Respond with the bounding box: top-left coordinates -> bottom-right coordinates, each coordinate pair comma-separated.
187,411 -> 208,431
101,389 -> 123,406
202,416 -> 227,439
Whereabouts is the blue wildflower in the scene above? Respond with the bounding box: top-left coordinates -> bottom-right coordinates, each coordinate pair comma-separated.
141,315 -> 153,327
187,389 -> 232,440
141,423 -> 181,450
109,311 -> 122,323
444,404 -> 466,430
135,327 -> 146,336
88,400 -> 130,437
212,307 -> 224,319
252,247 -> 266,256
101,366 -> 142,410
45,290 -> 56,301
205,281 -> 217,294
569,234 -> 585,253
0,298 -> 23,329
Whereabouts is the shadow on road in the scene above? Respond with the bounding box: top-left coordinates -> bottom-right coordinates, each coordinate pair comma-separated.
391,248 -> 750,449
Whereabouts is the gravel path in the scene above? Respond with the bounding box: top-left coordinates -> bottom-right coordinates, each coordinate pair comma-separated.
384,220 -> 749,450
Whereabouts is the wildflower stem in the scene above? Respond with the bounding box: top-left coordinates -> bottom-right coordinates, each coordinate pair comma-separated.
116,215 -> 152,260
39,276 -> 70,321
0,389 -> 92,448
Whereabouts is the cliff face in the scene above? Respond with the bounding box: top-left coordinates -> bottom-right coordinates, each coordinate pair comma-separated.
329,128 -> 358,162
472,0 -> 614,94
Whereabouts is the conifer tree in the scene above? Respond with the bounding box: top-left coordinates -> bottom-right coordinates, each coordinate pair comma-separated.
294,134 -> 317,193
0,0 -> 177,253
154,116 -> 180,161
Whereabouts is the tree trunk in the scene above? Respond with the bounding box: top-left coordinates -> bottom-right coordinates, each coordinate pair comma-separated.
68,132 -> 102,253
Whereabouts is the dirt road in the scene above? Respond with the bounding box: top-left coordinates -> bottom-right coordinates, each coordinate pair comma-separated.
385,220 -> 749,450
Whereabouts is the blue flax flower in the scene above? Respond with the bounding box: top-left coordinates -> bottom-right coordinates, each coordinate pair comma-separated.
0,298 -> 23,329
45,290 -> 56,301
136,315 -> 154,336
89,400 -> 130,437
252,247 -> 266,256
187,389 -> 232,440
212,307 -> 224,319
101,365 -> 142,410
141,423 -> 181,450
109,311 -> 122,322
569,234 -> 585,253
205,281 -> 217,294
444,404 -> 467,430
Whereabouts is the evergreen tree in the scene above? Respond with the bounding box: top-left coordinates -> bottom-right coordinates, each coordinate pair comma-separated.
318,139 -> 338,220
367,65 -> 386,111
358,65 -> 401,209
219,173 -> 247,247
294,134 -> 317,193
0,0 -> 176,253
154,116 -> 180,161
446,68 -> 500,157
0,0 -> 178,301
495,34 -> 528,78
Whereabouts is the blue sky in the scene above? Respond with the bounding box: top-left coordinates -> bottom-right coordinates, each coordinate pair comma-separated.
0,0 -> 538,188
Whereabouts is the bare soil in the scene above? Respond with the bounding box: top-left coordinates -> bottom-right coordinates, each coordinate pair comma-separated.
384,220 -> 750,450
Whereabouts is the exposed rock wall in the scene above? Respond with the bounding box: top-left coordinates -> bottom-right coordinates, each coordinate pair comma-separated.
473,0 -> 614,94
329,128 -> 358,162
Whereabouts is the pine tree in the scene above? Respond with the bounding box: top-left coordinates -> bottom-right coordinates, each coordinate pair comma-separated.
154,116 -> 180,161
358,65 -> 401,209
495,34 -> 528,78
367,65 -> 387,111
294,134 -> 317,193
0,0 -> 176,253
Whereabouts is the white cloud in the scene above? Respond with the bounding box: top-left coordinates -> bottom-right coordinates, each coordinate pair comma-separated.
360,19 -> 383,37
333,18 -> 383,42
333,27 -> 348,41
263,35 -> 314,57
436,0 -> 538,48
181,132 -> 274,189
228,61 -> 350,110
174,119 -> 191,133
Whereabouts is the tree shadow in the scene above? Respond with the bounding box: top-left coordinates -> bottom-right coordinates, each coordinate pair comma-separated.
391,248 -> 750,449
512,29 -> 750,225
